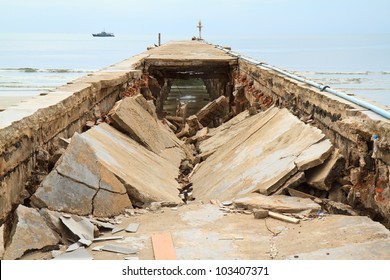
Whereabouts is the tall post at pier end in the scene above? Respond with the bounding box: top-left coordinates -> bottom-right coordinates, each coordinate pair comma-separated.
197,20 -> 203,40
158,33 -> 161,46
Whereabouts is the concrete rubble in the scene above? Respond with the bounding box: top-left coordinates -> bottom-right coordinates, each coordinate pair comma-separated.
306,149 -> 345,191
3,205 -> 60,260
108,95 -> 185,166
31,132 -> 132,217
196,95 -> 229,127
192,107 -> 334,201
234,193 -> 321,213
32,123 -> 182,215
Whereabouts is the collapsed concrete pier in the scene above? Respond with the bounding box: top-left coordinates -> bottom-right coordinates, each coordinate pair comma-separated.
0,41 -> 389,260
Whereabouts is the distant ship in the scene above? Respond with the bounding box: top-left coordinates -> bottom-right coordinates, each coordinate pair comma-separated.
92,31 -> 114,37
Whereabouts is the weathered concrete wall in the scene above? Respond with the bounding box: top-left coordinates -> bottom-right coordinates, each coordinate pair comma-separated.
0,53 -> 147,224
236,60 -> 390,225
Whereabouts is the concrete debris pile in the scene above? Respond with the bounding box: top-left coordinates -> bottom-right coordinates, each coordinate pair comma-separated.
0,94 -> 380,260
1,94 -> 190,259
183,106 -> 355,223
0,203 -> 150,260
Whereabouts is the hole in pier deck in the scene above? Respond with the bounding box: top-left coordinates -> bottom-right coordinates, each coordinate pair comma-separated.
163,79 -> 210,117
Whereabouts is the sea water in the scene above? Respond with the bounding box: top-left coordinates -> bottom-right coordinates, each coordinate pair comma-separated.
0,33 -> 389,107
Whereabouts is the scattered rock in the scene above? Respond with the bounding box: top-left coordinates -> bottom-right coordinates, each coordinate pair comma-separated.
234,193 -> 321,213
253,209 -> 269,219
3,205 -> 60,260
149,202 -> 162,211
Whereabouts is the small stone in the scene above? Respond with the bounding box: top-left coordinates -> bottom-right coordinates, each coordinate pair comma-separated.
149,202 -> 162,211
253,210 -> 269,219
222,201 -> 233,206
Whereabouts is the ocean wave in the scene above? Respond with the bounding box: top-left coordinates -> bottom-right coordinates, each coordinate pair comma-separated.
0,67 -> 94,73
313,71 -> 369,75
297,71 -> 390,76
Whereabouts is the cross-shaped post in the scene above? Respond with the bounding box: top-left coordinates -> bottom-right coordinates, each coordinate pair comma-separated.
197,20 -> 203,39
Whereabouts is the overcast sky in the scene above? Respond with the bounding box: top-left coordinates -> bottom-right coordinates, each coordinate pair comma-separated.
1,0 -> 389,39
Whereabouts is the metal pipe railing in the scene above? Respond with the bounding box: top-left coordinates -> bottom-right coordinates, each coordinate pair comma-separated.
215,45 -> 390,120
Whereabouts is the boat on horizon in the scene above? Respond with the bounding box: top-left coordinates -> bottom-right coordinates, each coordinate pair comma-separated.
92,30 -> 114,37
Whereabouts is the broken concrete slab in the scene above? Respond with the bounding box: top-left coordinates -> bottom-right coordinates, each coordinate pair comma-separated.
59,215 -> 94,245
196,95 -> 229,127
274,172 -> 306,195
234,193 -> 321,213
32,170 -> 96,216
31,133 -> 132,217
306,149 -> 345,191
112,227 -> 125,234
66,242 -> 81,252
81,123 -> 182,205
108,95 -> 183,158
89,219 -> 115,230
3,205 -> 60,260
133,94 -> 158,121
93,188 -> 133,217
39,209 -> 77,243
54,247 -> 93,260
294,139 -> 333,171
125,223 -> 140,233
192,107 -> 328,201
198,110 -> 257,157
100,244 -> 138,255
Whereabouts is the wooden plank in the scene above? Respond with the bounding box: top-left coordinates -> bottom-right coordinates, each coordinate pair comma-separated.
151,232 -> 177,260
268,211 -> 300,224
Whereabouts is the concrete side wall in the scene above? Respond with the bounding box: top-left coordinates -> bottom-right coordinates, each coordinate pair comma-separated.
237,60 -> 390,224
0,54 -> 147,223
